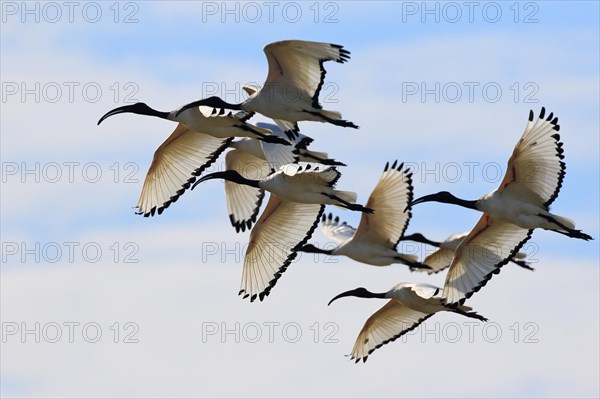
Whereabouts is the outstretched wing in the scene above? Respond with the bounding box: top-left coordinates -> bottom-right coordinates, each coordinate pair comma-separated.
240,195 -> 324,301
499,107 -> 564,208
320,213 -> 357,244
443,214 -> 533,306
263,40 -> 350,109
136,123 -> 232,217
354,161 -> 413,247
224,149 -> 269,232
417,247 -> 456,275
350,300 -> 434,363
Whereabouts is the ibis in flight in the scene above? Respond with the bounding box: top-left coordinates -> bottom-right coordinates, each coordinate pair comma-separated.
191,163 -> 372,302
97,102 -> 289,216
409,108 -> 592,306
400,232 -> 534,274
225,121 -> 346,232
409,107 -> 592,241
328,283 -> 487,363
175,40 -> 359,130
299,161 -> 429,269
98,100 -> 289,145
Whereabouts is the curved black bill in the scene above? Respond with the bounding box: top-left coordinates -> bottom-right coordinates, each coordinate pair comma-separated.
97,105 -> 133,125
191,172 -> 228,191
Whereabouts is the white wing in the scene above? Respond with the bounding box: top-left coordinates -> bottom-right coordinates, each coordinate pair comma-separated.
240,195 -> 324,301
499,107 -> 564,208
136,123 -> 232,217
350,300 -> 434,363
263,40 -> 350,108
354,161 -> 413,247
443,214 -> 533,306
224,149 -> 269,232
320,213 -> 357,244
419,247 -> 456,275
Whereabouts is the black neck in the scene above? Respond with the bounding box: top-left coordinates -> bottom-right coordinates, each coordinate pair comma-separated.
299,244 -> 334,255
411,191 -> 478,211
192,171 -> 260,191
401,233 -> 441,247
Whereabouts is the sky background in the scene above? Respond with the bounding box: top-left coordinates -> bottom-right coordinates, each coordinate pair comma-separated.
1,1 -> 599,397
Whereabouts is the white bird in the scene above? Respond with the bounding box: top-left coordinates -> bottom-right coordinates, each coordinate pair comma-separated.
192,163 -> 371,214
400,232 -> 534,274
97,102 -> 290,216
328,283 -> 487,363
98,101 -> 290,144
409,108 -> 592,305
175,40 -> 358,130
409,107 -> 592,241
191,163 -> 372,302
299,161 -> 428,269
225,122 -> 346,232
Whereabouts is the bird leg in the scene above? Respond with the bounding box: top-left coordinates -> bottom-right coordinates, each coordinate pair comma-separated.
509,258 -> 534,271
537,214 -> 593,241
303,110 -> 359,129
236,124 -> 291,146
450,308 -> 488,322
320,193 -> 373,214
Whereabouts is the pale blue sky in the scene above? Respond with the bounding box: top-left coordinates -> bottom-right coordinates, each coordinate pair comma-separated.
1,1 -> 599,397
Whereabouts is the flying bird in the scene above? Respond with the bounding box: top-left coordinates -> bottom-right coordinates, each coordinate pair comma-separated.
409,108 -> 592,305
175,40 -> 359,130
329,283 -> 487,363
192,163 -> 372,301
400,232 -> 534,274
192,163 -> 371,214
299,161 -> 428,269
97,103 -> 289,216
98,101 -> 289,145
409,107 -> 592,241
225,122 -> 346,232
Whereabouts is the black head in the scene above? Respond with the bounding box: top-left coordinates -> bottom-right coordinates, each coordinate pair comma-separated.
97,103 -> 167,125
328,287 -> 386,306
